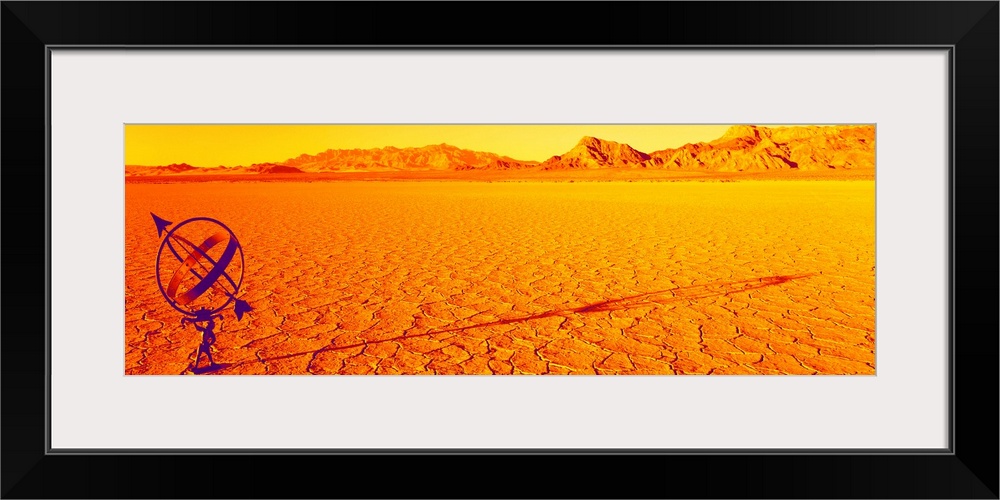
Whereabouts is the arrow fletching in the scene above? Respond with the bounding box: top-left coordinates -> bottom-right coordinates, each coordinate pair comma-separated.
234,299 -> 252,320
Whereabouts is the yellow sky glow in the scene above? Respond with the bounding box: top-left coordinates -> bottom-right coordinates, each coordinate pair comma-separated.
125,124 -> 745,167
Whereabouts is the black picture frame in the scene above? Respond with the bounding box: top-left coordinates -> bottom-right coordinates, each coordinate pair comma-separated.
2,2 -> 996,498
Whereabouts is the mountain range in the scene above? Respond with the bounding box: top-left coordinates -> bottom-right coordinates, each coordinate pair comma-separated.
125,125 -> 874,176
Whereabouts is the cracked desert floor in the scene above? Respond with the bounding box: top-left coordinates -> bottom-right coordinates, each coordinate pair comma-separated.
125,180 -> 875,375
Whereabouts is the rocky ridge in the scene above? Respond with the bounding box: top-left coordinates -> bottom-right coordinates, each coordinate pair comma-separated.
125,125 -> 874,176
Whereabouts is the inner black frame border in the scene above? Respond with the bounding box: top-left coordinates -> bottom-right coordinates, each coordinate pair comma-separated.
3,2 -> 996,498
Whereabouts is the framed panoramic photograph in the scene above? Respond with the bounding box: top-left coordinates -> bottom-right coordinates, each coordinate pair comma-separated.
3,2 -> 996,499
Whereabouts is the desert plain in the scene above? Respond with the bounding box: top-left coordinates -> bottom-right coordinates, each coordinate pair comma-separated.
124,178 -> 875,375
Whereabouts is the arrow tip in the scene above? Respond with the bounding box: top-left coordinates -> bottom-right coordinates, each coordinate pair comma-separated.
151,213 -> 172,238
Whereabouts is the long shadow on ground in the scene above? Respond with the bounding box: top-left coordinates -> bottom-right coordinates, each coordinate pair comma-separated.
221,273 -> 818,372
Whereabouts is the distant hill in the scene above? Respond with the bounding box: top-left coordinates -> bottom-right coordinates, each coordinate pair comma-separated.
126,162 -> 303,176
125,163 -> 203,176
539,136 -> 651,170
125,125 -> 874,177
238,163 -> 304,174
645,125 -> 874,172
283,143 -> 537,172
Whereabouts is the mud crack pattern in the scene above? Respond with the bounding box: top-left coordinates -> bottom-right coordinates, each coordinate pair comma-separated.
125,181 -> 875,375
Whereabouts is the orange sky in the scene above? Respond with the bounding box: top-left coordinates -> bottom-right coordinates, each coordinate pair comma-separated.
125,125 -> 742,167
